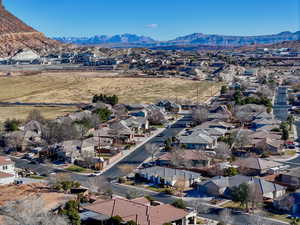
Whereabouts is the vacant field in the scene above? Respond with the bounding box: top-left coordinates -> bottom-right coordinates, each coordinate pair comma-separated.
0,73 -> 221,104
0,106 -> 77,122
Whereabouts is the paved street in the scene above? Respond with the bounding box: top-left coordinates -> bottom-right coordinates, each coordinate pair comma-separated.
101,115 -> 191,179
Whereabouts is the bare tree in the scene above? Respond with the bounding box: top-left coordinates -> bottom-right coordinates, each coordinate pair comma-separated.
0,197 -> 68,225
190,200 -> 210,214
170,147 -> 185,167
219,208 -> 234,225
215,142 -> 231,160
246,213 -> 266,225
42,120 -> 80,145
147,110 -> 165,125
117,164 -> 136,176
145,143 -> 160,163
248,183 -> 263,211
86,177 -> 112,198
26,109 -> 46,124
174,178 -> 186,196
192,107 -> 208,125
5,133 -> 23,151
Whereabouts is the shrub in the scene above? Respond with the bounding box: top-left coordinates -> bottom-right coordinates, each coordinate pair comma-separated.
171,199 -> 186,209
4,119 -> 21,132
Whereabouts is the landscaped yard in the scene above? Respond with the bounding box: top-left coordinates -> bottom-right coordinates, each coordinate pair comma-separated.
65,165 -> 93,173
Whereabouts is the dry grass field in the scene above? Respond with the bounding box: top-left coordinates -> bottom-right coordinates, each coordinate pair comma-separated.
0,73 -> 220,104
0,72 -> 221,122
0,106 -> 77,122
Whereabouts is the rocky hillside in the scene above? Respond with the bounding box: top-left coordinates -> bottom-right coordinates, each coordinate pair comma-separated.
0,4 -> 59,57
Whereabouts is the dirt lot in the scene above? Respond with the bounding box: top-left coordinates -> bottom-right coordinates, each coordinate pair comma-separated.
0,72 -> 221,104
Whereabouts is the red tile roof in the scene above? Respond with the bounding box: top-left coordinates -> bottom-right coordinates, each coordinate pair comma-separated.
84,197 -> 190,225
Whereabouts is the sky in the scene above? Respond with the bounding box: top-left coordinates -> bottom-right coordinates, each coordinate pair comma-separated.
5,0 -> 300,40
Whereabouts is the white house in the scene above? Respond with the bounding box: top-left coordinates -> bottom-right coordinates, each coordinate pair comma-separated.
0,156 -> 16,185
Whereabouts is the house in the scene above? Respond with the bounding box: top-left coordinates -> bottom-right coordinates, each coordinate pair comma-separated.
4,130 -> 41,152
52,140 -> 82,163
274,193 -> 300,216
137,166 -> 201,187
81,197 -> 197,225
123,117 -> 149,133
277,167 -> 300,190
233,158 -> 283,176
0,156 -> 16,185
11,49 -> 40,64
109,120 -> 134,143
249,130 -> 284,154
157,150 -> 211,168
198,175 -> 286,200
178,128 -> 217,150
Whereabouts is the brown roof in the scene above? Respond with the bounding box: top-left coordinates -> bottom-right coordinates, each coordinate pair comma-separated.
0,156 -> 13,166
233,158 -> 282,170
84,197 -> 190,225
159,150 -> 210,161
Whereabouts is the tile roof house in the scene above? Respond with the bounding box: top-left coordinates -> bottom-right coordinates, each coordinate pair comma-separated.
199,175 -> 286,200
82,197 -> 197,225
0,156 -> 16,185
233,158 -> 283,176
137,166 -> 201,187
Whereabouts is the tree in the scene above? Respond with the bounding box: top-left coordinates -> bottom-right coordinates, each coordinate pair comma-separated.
86,176 -> 112,198
287,115 -> 295,131
221,85 -> 228,95
171,199 -> 186,209
174,178 -> 186,196
215,142 -> 231,160
94,108 -> 112,122
4,119 -> 21,132
26,109 -> 46,124
148,110 -> 165,125
145,143 -> 160,163
42,120 -> 80,145
60,200 -> 80,225
0,197 -> 68,225
92,94 -> 118,106
282,127 -> 289,141
192,107 -> 208,125
219,208 -> 233,225
224,167 -> 239,176
248,183 -> 263,211
107,216 -> 123,225
231,183 -> 250,210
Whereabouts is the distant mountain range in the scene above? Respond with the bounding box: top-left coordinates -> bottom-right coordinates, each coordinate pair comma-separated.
54,34 -> 156,46
54,31 -> 300,47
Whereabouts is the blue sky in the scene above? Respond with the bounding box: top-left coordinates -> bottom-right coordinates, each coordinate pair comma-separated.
5,0 -> 300,40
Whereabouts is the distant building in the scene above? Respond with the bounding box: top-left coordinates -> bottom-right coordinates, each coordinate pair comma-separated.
0,156 -> 16,185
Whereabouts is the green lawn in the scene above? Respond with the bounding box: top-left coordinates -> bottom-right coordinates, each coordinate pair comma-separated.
266,212 -> 292,223
27,175 -> 46,180
66,165 -> 93,173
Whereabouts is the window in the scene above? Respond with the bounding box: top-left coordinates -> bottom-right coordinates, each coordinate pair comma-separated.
2,165 -> 8,170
